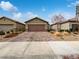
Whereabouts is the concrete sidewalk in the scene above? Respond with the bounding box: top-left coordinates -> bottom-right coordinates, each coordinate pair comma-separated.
0,42 -> 56,59
0,42 -> 79,59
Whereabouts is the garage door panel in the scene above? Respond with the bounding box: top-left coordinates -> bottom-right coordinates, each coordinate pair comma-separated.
28,25 -> 46,31
0,24 -> 14,31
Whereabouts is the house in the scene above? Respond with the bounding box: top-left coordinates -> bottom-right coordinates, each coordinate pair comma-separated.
60,18 -> 79,32
51,4 -> 79,32
25,17 -> 49,32
51,18 -> 79,32
0,16 -> 25,34
51,22 -> 61,32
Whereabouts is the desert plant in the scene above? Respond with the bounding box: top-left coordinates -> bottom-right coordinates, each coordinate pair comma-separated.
11,30 -> 14,33
0,31 -> 5,40
7,31 -> 10,34
63,31 -> 69,36
54,32 -> 62,36
47,29 -> 50,32
60,30 -> 64,32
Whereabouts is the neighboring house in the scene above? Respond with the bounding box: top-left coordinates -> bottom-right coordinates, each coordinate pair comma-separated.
0,17 -> 25,34
51,4 -> 79,32
51,22 -> 61,32
61,18 -> 79,32
25,17 -> 49,32
51,18 -> 79,32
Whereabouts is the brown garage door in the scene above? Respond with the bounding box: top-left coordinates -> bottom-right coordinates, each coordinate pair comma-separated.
28,24 -> 46,31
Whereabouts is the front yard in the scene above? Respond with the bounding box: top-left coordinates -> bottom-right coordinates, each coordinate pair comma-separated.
51,32 -> 79,41
0,31 -> 79,41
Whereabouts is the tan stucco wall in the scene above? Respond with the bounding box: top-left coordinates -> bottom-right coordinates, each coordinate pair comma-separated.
61,22 -> 79,30
0,18 -> 16,32
27,19 -> 47,23
25,19 -> 49,31
61,22 -> 70,30
0,18 -> 25,33
15,23 -> 25,31
0,18 -> 16,25
51,24 -> 61,31
51,22 -> 79,31
51,25 -> 58,31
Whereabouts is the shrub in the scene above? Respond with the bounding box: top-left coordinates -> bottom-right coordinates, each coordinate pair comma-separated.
60,30 -> 64,32
65,30 -> 71,33
6,31 -> 10,34
54,32 -> 62,36
62,31 -> 69,36
60,30 -> 71,33
4,33 -> 18,38
47,29 -> 50,32
11,30 -> 14,33
0,31 -> 5,40
0,31 -> 5,35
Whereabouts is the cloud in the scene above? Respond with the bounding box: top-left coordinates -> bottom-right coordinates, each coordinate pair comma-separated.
49,11 -> 75,20
13,12 -> 22,19
67,0 -> 79,8
25,12 -> 38,19
0,1 -> 17,12
0,1 -> 22,19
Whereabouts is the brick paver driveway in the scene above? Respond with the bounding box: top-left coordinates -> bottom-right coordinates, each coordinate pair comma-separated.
0,32 -> 79,59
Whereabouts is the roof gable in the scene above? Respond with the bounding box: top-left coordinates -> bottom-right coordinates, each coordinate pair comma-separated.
51,18 -> 79,26
25,17 -> 49,24
0,16 -> 24,25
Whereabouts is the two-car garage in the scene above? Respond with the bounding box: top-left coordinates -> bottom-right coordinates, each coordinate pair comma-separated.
28,24 -> 46,32
25,17 -> 49,32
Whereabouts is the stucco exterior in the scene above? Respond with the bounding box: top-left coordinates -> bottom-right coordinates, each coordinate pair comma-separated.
15,23 -> 25,32
0,17 -> 25,33
61,22 -> 70,30
51,23 -> 61,31
25,17 -> 49,31
51,24 -> 58,31
51,20 -> 79,32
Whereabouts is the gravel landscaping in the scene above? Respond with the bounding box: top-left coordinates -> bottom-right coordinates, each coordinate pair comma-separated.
50,32 -> 79,41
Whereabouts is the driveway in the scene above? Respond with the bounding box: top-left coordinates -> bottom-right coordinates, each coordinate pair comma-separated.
0,32 -> 57,59
8,32 -> 55,42
0,32 -> 79,59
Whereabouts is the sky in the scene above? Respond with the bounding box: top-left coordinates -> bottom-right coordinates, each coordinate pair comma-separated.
0,0 -> 78,23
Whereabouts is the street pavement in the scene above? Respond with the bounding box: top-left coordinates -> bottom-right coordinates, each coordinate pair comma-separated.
0,32 -> 79,59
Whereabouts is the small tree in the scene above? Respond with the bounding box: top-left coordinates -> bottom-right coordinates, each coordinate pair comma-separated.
51,14 -> 65,24
0,31 -> 5,40
51,14 -> 65,31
